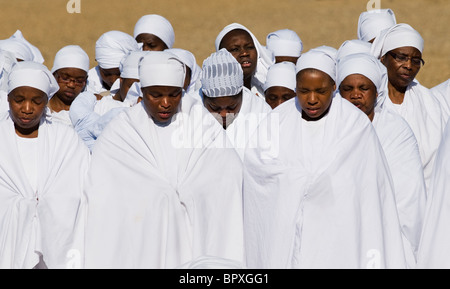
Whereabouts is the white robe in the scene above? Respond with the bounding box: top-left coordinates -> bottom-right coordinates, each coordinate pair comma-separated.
431,78 -> 450,124
371,97 -> 426,268
220,87 -> 271,161
0,112 -> 90,269
416,120 -> 450,268
83,96 -> 245,269
384,80 -> 446,194
243,95 -> 407,269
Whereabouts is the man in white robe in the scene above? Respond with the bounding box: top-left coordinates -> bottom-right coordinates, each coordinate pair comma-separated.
337,53 -> 426,268
83,51 -> 244,269
243,50 -> 407,269
0,61 -> 90,269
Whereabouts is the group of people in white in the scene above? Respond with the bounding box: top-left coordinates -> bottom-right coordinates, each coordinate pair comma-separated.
0,8 -> 449,269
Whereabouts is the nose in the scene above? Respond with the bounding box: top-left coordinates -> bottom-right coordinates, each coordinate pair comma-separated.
350,89 -> 363,99
307,93 -> 319,105
160,97 -> 170,109
239,47 -> 249,57
22,101 -> 33,114
403,59 -> 413,70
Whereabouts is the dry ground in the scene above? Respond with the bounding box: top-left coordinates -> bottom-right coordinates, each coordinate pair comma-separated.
0,0 -> 448,87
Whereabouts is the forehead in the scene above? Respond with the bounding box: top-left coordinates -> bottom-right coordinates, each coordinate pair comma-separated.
143,85 -> 182,94
265,86 -> 295,95
136,33 -> 166,44
204,94 -> 242,105
56,67 -> 87,78
341,73 -> 375,85
220,29 -> 254,47
9,86 -> 47,97
390,46 -> 422,56
297,69 -> 334,85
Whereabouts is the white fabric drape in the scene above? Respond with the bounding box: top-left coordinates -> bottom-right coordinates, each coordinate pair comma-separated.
0,112 -> 90,269
416,120 -> 450,268
83,96 -> 245,268
243,95 -> 407,269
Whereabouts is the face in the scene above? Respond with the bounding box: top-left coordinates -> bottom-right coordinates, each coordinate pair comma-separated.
141,85 -> 183,123
8,86 -> 48,138
296,69 -> 335,121
381,46 -> 422,91
119,78 -> 139,101
339,74 -> 378,121
275,56 -> 299,65
219,29 -> 258,82
135,33 -> 168,51
265,86 -> 296,109
203,92 -> 243,129
54,68 -> 87,105
99,67 -> 121,90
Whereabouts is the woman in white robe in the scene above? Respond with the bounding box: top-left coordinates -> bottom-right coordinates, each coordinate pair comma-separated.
371,23 -> 447,194
198,48 -> 271,161
0,61 -> 90,269
215,23 -> 274,99
243,49 -> 406,269
337,53 -> 426,268
48,45 -> 90,127
83,51 -> 244,269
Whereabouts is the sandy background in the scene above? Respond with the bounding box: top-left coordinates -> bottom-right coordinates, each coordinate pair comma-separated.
0,0 -> 448,88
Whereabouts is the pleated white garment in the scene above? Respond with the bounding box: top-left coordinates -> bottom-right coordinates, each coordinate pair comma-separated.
83,96 -> 245,269
0,112 -> 90,269
416,120 -> 450,268
243,95 -> 407,269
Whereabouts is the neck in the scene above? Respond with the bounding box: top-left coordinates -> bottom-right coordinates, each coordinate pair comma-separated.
15,124 -> 39,138
48,96 -> 71,112
387,81 -> 406,104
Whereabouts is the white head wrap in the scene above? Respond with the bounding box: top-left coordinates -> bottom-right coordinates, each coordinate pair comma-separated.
358,9 -> 397,42
336,39 -> 372,61
51,45 -> 90,73
120,50 -> 149,79
266,29 -> 303,57
337,53 -> 388,104
201,48 -> 244,98
263,61 -> 296,92
165,48 -> 201,87
370,23 -> 424,59
0,50 -> 17,92
0,30 -> 44,63
296,49 -> 337,83
95,31 -> 140,69
138,51 -> 185,88
215,23 -> 274,89
8,61 -> 59,98
309,45 -> 338,60
133,14 -> 175,49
